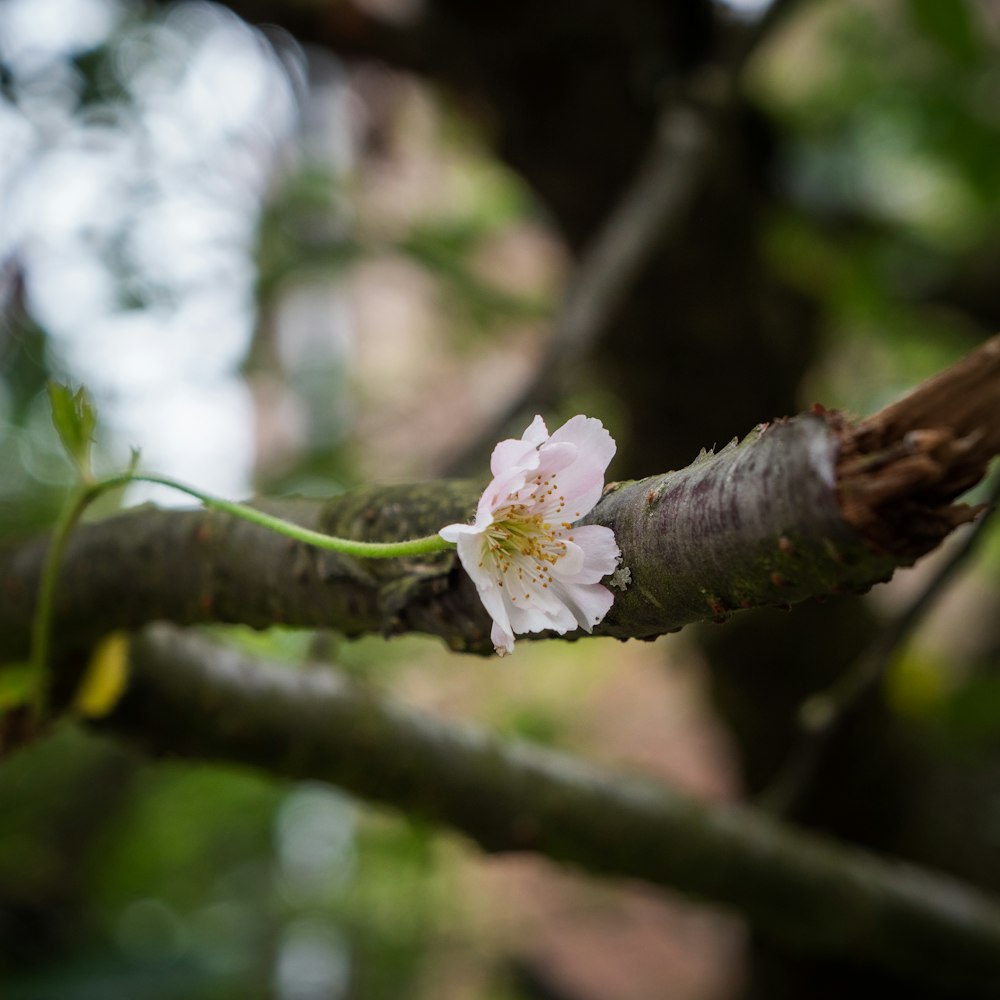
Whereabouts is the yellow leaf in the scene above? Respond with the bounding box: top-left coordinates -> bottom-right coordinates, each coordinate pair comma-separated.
75,632 -> 129,718
886,650 -> 949,718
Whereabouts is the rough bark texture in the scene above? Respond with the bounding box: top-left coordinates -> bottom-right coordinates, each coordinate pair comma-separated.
594,415 -> 895,638
838,333 -> 1000,553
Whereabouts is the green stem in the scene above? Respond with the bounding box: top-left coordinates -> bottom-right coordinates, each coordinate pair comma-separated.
110,474 -> 455,559
30,483 -> 94,722
29,470 -> 457,721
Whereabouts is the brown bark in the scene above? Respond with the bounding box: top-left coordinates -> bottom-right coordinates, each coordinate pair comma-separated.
838,333 -> 1000,553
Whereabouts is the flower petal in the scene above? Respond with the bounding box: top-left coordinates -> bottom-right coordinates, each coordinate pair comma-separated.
439,521 -> 480,542
545,415 -> 616,514
478,466 -> 526,519
562,524 -> 620,583
441,413 -> 619,656
552,580 -> 615,632
547,414 -> 615,467
549,538 -> 585,578
455,536 -> 516,654
491,437 -> 540,478
491,620 -> 515,656
489,415 -> 548,477
532,441 -> 578,478
521,414 -> 549,446
507,582 -> 577,635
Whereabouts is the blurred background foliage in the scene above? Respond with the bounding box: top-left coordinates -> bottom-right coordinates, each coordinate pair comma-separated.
1,0 -> 1000,998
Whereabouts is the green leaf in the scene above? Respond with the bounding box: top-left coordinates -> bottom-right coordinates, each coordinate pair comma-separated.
47,381 -> 97,479
907,0 -> 981,61
0,662 -> 38,711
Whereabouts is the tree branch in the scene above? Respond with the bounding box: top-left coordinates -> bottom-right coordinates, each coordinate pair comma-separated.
0,415 -> 901,660
88,623 -> 1000,997
1,335 -> 998,662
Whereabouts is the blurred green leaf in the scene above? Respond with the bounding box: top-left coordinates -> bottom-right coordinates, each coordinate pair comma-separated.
907,0 -> 981,62
934,670 -> 1000,748
47,382 -> 96,480
0,662 -> 37,711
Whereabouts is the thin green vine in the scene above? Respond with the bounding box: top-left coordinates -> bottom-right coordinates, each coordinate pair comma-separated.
104,473 -> 454,559
29,470 -> 456,722
30,483 -> 95,722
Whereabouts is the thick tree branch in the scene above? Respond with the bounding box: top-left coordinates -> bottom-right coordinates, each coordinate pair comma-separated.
1,336 -> 998,662
89,623 -> 1000,997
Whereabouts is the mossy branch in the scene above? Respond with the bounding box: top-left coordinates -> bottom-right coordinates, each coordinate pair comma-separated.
1,336 -> 999,662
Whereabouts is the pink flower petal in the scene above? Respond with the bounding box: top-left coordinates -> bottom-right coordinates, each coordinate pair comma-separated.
460,556 -> 515,654
489,415 -> 549,477
521,414 -> 549,446
508,595 -> 573,636
564,524 -> 620,583
441,413 -> 619,655
553,580 -> 616,632
491,620 -> 515,656
550,538 -> 585,577
439,520 -> 481,542
490,437 -> 541,478
548,414 -> 615,467
545,416 -> 616,513
532,441 -> 578,478
478,468 -> 526,520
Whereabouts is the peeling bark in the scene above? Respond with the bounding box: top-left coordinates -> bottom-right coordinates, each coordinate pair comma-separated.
838,334 -> 1000,553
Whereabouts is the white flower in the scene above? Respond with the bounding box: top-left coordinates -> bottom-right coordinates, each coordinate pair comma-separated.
440,415 -> 621,656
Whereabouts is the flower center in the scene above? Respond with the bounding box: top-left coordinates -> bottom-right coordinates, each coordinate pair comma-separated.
482,497 -> 577,601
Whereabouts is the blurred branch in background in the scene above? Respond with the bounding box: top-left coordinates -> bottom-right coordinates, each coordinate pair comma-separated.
440,89 -> 715,475
443,1 -> 809,475
88,621 -> 1000,997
